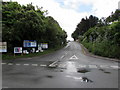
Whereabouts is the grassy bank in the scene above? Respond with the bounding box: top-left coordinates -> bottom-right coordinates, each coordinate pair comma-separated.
2,45 -> 65,60
81,41 -> 120,59
79,21 -> 120,60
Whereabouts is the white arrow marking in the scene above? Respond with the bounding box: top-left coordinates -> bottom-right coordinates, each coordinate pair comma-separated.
70,55 -> 78,60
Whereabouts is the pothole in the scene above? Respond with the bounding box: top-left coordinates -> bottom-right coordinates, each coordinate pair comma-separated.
99,68 -> 104,71
99,68 -> 111,74
104,71 -> 111,74
46,75 -> 53,78
77,68 -> 90,73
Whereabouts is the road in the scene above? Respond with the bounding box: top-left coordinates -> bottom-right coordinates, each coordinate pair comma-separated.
2,41 -> 120,88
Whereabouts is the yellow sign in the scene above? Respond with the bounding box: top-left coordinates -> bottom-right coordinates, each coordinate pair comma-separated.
0,42 -> 7,52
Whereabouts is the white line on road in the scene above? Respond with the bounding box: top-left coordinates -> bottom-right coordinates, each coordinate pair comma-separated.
79,65 -> 86,68
40,64 -> 47,67
61,55 -> 65,59
70,55 -> 78,60
58,64 -> 66,68
15,64 -> 21,66
89,65 -> 97,68
1,63 -> 6,65
24,64 -> 29,66
110,66 -> 120,69
32,64 -> 38,66
8,63 -> 13,65
100,65 -> 109,68
49,60 -> 59,67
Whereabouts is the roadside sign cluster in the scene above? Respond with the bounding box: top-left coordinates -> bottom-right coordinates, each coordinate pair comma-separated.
14,40 -> 48,55
1,40 -> 49,55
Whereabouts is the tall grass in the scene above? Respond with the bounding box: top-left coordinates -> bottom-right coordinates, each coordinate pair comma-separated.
82,41 -> 120,59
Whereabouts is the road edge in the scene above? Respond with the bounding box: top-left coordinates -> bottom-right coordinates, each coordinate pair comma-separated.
80,42 -> 120,62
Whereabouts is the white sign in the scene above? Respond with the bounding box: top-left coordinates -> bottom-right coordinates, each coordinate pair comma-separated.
0,42 -> 7,52
41,43 -> 48,49
14,47 -> 22,53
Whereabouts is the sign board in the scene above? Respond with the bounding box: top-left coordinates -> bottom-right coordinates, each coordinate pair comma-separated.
14,47 -> 22,53
23,40 -> 37,47
41,43 -> 48,49
0,42 -> 7,52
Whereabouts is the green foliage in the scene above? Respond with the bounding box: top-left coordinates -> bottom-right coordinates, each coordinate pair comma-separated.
106,9 -> 120,22
72,15 -> 98,40
2,1 -> 67,53
81,21 -> 120,59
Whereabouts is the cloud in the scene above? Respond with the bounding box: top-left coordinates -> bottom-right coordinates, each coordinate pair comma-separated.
3,0 -> 120,40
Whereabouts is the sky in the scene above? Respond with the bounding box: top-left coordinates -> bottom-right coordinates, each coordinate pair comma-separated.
3,0 -> 120,40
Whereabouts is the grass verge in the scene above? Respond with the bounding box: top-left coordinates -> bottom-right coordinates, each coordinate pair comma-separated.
2,45 -> 65,60
81,41 -> 120,59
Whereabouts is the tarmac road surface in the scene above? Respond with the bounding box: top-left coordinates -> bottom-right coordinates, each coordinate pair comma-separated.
2,41 -> 120,88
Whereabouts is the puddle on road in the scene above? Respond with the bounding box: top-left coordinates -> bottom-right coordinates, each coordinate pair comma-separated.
66,75 -> 93,83
46,75 -> 54,78
77,68 -> 90,73
99,68 -> 111,74
99,68 -> 104,71
104,71 -> 111,74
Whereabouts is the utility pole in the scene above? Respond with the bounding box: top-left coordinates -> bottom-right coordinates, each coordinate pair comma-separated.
118,1 -> 120,9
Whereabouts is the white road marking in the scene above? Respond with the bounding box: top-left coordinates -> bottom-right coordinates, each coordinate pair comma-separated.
8,63 -> 13,65
61,55 -> 65,59
16,64 -> 21,66
70,55 -> 78,60
58,64 -> 66,68
65,45 -> 69,49
79,65 -> 86,68
24,64 -> 29,66
40,64 -> 47,67
1,63 -> 6,65
49,60 -> 58,67
110,66 -> 120,69
89,65 -> 97,68
32,64 -> 38,66
100,65 -> 109,68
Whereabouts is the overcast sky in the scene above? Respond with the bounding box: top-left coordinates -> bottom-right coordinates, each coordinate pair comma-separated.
3,0 -> 120,40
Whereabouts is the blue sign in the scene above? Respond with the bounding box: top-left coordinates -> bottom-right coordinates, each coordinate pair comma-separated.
23,40 -> 37,47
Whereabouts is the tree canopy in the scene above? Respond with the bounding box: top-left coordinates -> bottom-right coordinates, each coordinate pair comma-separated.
2,1 -> 67,52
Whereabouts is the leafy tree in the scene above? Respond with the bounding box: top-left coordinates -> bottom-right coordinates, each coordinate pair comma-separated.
2,1 -> 67,53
